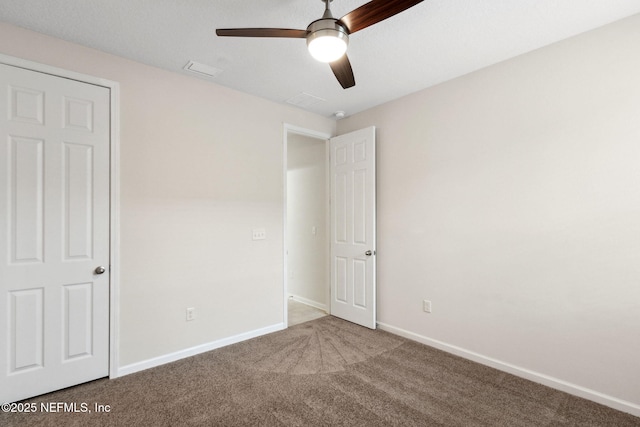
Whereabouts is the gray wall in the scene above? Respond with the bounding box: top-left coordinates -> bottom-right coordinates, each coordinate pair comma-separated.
338,14 -> 640,411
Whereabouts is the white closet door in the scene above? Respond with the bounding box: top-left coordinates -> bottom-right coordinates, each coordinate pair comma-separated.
0,63 -> 110,403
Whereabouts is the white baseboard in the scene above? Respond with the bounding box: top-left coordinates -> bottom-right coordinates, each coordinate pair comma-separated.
116,322 -> 285,377
377,322 -> 640,418
289,294 -> 327,312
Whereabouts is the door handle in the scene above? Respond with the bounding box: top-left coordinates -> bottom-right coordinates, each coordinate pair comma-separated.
94,266 -> 106,275
365,250 -> 373,256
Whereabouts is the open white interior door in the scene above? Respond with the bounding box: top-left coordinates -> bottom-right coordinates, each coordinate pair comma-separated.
0,63 -> 110,403
330,126 -> 376,329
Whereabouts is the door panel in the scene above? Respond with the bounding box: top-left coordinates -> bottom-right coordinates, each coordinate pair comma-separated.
330,127 -> 376,329
0,63 -> 110,403
9,136 -> 45,263
9,288 -> 44,373
63,142 -> 94,260
63,282 -> 94,360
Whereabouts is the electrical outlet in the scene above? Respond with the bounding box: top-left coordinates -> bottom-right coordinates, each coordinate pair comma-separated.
252,228 -> 266,240
186,307 -> 196,321
423,300 -> 432,313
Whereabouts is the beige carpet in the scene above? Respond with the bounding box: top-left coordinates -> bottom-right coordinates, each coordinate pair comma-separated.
2,316 -> 639,426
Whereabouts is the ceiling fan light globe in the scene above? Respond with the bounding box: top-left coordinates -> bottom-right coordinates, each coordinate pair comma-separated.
307,29 -> 348,63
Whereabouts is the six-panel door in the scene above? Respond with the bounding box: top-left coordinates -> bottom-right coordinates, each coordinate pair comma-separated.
330,127 -> 376,329
0,63 -> 110,403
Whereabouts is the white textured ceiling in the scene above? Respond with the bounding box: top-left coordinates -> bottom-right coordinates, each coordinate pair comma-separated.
2,1 -> 640,118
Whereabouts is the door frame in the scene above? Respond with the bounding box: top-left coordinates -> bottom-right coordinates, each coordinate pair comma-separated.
0,53 -> 121,379
282,124 -> 331,327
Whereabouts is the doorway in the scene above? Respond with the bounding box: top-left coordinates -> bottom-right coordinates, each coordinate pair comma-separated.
284,126 -> 330,326
283,125 -> 377,329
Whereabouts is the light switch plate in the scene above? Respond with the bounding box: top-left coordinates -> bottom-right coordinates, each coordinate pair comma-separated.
252,228 -> 266,240
423,300 -> 432,313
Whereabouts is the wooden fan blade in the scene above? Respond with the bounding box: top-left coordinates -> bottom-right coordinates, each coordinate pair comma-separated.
339,0 -> 424,34
216,28 -> 308,38
330,55 -> 355,89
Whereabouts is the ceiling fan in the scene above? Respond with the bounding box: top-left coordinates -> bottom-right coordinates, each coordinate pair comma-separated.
216,0 -> 424,89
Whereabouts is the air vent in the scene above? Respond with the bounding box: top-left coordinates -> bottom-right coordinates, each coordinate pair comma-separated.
183,60 -> 223,78
286,92 -> 326,108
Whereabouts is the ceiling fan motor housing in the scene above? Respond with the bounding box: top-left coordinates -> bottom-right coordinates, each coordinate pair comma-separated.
307,18 -> 349,42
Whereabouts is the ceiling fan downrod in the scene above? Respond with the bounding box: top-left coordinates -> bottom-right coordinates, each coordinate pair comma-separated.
322,0 -> 334,19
